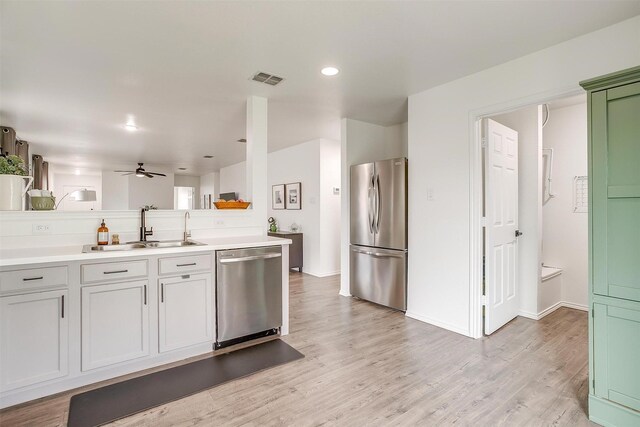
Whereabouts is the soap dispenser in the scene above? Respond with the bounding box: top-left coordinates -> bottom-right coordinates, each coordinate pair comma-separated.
97,219 -> 109,245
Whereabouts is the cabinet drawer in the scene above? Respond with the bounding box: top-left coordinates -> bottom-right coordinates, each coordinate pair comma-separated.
81,260 -> 148,284
0,266 -> 68,293
159,254 -> 212,275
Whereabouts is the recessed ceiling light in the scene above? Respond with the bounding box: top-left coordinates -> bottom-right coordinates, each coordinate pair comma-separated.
237,138 -> 247,143
203,155 -> 214,159
125,123 -> 138,131
321,67 -> 339,76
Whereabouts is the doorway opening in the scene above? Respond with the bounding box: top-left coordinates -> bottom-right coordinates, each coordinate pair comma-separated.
480,94 -> 589,335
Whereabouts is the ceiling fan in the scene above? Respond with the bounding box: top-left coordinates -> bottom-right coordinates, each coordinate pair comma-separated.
114,163 -> 166,178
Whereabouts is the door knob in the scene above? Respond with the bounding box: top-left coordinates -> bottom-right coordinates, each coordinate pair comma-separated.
515,230 -> 523,237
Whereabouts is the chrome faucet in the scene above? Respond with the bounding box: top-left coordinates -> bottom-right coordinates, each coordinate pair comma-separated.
183,211 -> 191,241
140,207 -> 153,242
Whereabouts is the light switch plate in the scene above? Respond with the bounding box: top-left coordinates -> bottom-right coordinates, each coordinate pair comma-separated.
427,188 -> 434,201
333,187 -> 340,195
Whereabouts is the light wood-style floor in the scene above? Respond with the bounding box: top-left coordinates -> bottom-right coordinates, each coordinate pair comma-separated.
1,273 -> 593,426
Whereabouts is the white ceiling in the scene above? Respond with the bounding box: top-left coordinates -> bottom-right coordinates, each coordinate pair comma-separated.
1,1 -> 639,175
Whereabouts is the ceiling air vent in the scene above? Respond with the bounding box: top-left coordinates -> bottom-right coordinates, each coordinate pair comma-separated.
251,72 -> 284,86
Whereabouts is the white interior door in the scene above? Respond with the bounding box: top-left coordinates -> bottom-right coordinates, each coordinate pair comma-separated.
484,118 -> 519,335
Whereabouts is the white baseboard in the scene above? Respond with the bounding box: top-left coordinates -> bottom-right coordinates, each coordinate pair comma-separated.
338,289 -> 351,297
561,301 -> 588,312
305,270 -> 341,278
518,309 -> 541,320
519,301 -> 589,321
405,311 -> 472,338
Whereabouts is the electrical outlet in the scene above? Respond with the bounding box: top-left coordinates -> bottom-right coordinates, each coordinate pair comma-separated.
215,219 -> 225,226
32,223 -> 52,235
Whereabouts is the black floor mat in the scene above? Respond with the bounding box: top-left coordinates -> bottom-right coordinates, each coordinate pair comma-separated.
68,339 -> 304,427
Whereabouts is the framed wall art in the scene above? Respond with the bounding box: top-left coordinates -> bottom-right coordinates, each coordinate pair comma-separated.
272,184 -> 285,209
285,182 -> 301,210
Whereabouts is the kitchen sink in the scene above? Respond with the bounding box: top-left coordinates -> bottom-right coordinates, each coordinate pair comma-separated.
82,240 -> 205,253
144,240 -> 205,248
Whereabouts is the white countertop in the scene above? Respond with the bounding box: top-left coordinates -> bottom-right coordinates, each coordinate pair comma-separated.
0,235 -> 291,267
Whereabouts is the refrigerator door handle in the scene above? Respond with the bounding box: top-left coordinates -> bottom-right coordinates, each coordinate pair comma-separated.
368,174 -> 375,234
375,174 -> 381,233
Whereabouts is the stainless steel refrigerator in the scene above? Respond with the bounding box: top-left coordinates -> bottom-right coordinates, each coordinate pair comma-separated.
350,157 -> 407,311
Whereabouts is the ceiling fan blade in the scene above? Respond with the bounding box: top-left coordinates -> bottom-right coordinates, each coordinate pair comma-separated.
120,172 -> 134,176
114,170 -> 134,173
147,172 -> 167,177
143,172 -> 154,178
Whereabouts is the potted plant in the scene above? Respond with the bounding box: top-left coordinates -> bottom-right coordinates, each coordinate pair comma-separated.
0,155 -> 33,211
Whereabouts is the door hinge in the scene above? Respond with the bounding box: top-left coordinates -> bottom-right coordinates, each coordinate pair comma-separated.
481,217 -> 487,227
592,309 -> 594,318
481,137 -> 487,149
481,295 -> 487,305
592,379 -> 595,389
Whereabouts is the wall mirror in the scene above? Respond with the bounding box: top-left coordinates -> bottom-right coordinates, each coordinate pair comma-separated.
1,121 -> 249,211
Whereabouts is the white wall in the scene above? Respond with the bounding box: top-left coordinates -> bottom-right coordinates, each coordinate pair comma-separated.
268,140 -> 321,274
407,16 -> 640,337
491,105 -> 544,317
0,210 -> 262,250
266,138 -> 341,277
339,119 -> 408,296
102,171 -> 129,210
219,161 -> 247,200
542,101 -> 588,309
319,139 -> 342,276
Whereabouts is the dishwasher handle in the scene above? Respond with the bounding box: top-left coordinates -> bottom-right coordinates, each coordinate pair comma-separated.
219,252 -> 282,264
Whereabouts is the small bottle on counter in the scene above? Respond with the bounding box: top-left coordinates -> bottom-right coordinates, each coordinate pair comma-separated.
97,219 -> 109,246
111,233 -> 120,245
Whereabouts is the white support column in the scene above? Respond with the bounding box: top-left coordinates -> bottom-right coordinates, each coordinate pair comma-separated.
339,119 -> 351,296
246,96 -> 268,232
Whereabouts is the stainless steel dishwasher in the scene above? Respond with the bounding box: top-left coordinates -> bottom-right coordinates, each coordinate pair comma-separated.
215,246 -> 282,348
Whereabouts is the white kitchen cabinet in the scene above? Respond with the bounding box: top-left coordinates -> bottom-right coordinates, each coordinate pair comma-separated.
81,280 -> 149,371
0,290 -> 68,391
158,273 -> 213,353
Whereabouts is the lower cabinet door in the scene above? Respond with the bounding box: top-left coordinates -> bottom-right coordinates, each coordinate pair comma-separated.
158,273 -> 212,353
0,290 -> 68,390
593,301 -> 640,412
81,280 -> 149,371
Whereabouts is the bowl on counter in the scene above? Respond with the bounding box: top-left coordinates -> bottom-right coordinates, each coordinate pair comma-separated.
213,201 -> 251,209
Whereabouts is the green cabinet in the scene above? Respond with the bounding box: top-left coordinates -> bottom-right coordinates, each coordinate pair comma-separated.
591,82 -> 640,302
593,300 -> 640,412
582,66 -> 640,427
